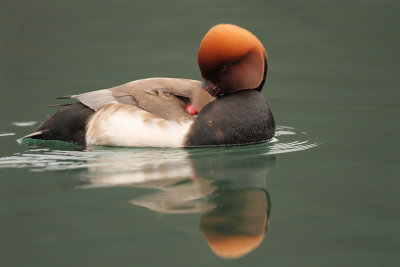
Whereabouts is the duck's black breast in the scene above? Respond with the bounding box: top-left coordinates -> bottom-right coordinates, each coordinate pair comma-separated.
184,90 -> 275,147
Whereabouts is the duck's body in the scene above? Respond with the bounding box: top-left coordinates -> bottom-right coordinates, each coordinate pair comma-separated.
23,24 -> 275,147
25,78 -> 212,146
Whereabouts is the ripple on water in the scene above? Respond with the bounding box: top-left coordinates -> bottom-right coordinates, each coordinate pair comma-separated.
11,121 -> 37,127
0,125 -> 318,172
0,133 -> 16,137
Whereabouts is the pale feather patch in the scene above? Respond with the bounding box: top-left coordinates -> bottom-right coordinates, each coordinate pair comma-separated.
72,89 -> 115,111
85,103 -> 193,147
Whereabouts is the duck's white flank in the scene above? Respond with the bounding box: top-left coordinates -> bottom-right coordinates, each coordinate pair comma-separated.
85,103 -> 193,147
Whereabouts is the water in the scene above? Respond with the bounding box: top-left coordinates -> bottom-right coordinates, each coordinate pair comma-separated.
1,0 -> 399,266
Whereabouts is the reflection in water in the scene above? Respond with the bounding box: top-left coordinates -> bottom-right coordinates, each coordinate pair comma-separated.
82,146 -> 274,259
191,149 -> 273,258
200,189 -> 270,259
0,125 -> 316,258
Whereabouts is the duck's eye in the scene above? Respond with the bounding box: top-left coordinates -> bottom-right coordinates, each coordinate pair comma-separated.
219,65 -> 228,72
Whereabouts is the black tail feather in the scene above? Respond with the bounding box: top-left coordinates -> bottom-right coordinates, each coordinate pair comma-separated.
56,95 -> 73,100
46,103 -> 73,108
24,103 -> 94,144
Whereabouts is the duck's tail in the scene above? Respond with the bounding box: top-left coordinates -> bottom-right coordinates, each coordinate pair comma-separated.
20,102 -> 95,144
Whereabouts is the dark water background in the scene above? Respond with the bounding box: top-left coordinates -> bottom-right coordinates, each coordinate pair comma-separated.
1,0 -> 399,266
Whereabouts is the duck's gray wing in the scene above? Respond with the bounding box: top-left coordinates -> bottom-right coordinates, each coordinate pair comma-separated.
69,78 -> 206,111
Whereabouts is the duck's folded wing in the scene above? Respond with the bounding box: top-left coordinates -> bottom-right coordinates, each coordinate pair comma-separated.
69,78 -> 203,111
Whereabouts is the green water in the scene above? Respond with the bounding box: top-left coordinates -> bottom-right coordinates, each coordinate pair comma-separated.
1,0 -> 399,266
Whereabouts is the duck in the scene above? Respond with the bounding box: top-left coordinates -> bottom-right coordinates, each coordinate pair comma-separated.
22,24 -> 275,147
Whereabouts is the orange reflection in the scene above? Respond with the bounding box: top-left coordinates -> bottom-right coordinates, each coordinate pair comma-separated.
200,189 -> 269,258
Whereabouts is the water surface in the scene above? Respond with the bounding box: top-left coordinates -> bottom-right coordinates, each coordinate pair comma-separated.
1,0 -> 399,266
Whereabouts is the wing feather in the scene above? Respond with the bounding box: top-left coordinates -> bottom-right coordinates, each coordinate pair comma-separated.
69,78 -> 204,111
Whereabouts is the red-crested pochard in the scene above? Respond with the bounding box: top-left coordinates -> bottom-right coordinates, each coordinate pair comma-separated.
22,24 -> 275,147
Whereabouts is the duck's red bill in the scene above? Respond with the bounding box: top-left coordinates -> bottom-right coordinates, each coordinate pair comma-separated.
201,79 -> 221,96
185,103 -> 198,115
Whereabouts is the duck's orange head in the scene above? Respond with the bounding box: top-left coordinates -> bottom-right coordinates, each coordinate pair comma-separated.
198,24 -> 267,96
